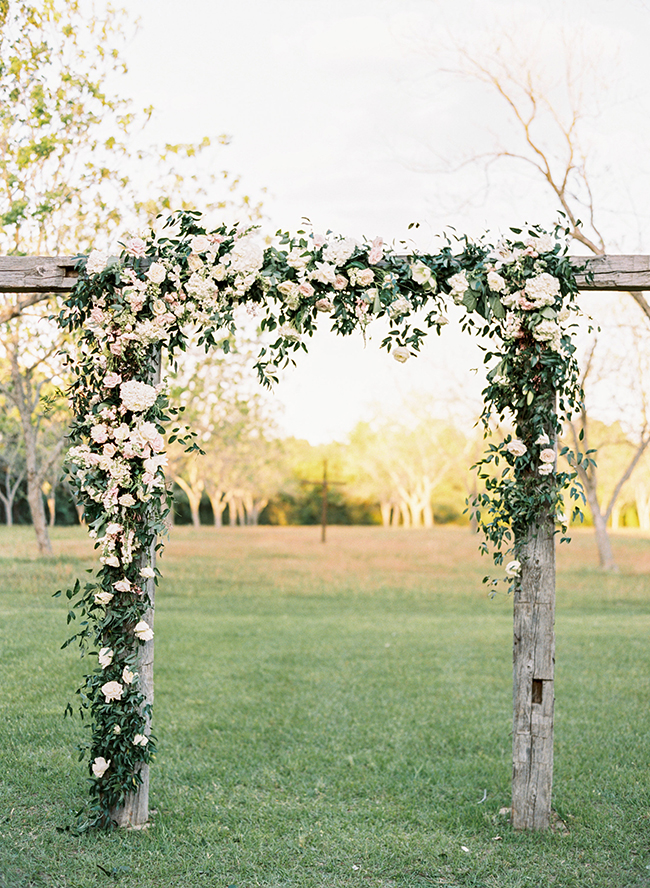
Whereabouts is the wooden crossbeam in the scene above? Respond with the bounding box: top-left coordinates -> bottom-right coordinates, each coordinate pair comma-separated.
0,255 -> 649,294
0,256 -> 78,292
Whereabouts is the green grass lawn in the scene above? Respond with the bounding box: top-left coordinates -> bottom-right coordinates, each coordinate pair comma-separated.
1,524 -> 650,887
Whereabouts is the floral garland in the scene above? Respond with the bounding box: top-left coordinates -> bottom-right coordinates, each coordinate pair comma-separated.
56,210 -> 585,827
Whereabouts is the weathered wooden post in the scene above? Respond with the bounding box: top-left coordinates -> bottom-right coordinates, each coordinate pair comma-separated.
110,542 -> 156,828
512,497 -> 556,829
109,350 -> 161,829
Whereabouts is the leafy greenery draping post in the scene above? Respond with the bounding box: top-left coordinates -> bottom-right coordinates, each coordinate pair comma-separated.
52,211 -> 587,830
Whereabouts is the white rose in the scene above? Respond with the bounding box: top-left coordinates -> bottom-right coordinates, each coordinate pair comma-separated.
94,592 -> 114,607
538,463 -> 554,475
120,380 -> 158,413
118,494 -> 136,507
113,578 -> 131,592
392,346 -> 411,363
506,439 -> 527,457
113,725 -> 121,735
132,733 -> 149,747
98,647 -> 114,667
539,448 -> 556,464
146,262 -> 166,284
388,296 -> 411,318
140,566 -> 155,579
487,270 -> 506,293
309,262 -> 337,285
278,324 -> 302,343
505,560 -> 521,577
285,249 -> 310,271
187,253 -> 204,272
101,680 -> 123,702
92,756 -> 111,778
535,433 -> 550,446
190,235 -> 211,253
315,297 -> 334,312
86,250 -> 108,275
122,667 -> 135,685
447,271 -> 469,299
134,620 -> 154,642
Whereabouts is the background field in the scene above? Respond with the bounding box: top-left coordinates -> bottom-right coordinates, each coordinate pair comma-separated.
1,525 -> 650,887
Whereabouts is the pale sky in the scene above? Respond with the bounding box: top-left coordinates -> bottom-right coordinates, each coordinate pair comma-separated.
117,0 -> 650,442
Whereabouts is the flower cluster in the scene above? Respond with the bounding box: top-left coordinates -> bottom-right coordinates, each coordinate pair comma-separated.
57,212 -> 585,825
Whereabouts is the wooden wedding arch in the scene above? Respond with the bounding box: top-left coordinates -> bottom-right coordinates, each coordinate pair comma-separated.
1,252 -> 649,832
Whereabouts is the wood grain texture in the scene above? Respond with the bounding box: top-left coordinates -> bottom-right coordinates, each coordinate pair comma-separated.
570,255 -> 650,290
512,513 -> 556,831
0,256 -> 78,292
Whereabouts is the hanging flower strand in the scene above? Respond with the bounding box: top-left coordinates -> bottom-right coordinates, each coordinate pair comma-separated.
56,211 -> 586,827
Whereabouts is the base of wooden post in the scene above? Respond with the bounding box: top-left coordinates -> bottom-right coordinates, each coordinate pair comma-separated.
110,763 -> 150,828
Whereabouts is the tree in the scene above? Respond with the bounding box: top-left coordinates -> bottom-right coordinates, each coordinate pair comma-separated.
413,19 -> 650,565
167,343 -> 281,528
0,0 -> 263,551
0,410 -> 25,525
346,410 -> 473,527
565,310 -> 650,569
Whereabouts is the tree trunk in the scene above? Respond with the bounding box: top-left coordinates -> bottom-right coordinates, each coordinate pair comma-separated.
174,476 -> 203,528
512,511 -> 555,831
26,464 -> 52,555
584,484 -> 618,572
379,501 -> 391,527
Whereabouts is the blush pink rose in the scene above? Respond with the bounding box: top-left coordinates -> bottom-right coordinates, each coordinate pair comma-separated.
368,237 -> 384,264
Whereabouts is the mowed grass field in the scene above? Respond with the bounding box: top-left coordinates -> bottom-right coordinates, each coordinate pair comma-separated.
1,524 -> 650,888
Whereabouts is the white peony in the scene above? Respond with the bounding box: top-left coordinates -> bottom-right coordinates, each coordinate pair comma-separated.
285,248 -> 310,271
322,237 -> 357,267
228,236 -> 264,275
524,273 -> 561,307
86,250 -> 109,275
120,380 -> 158,413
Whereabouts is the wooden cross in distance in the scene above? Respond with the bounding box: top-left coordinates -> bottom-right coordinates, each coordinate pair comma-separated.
301,459 -> 346,543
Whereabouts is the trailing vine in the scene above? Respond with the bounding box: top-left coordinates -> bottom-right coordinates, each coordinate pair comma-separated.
56,210 -> 586,827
